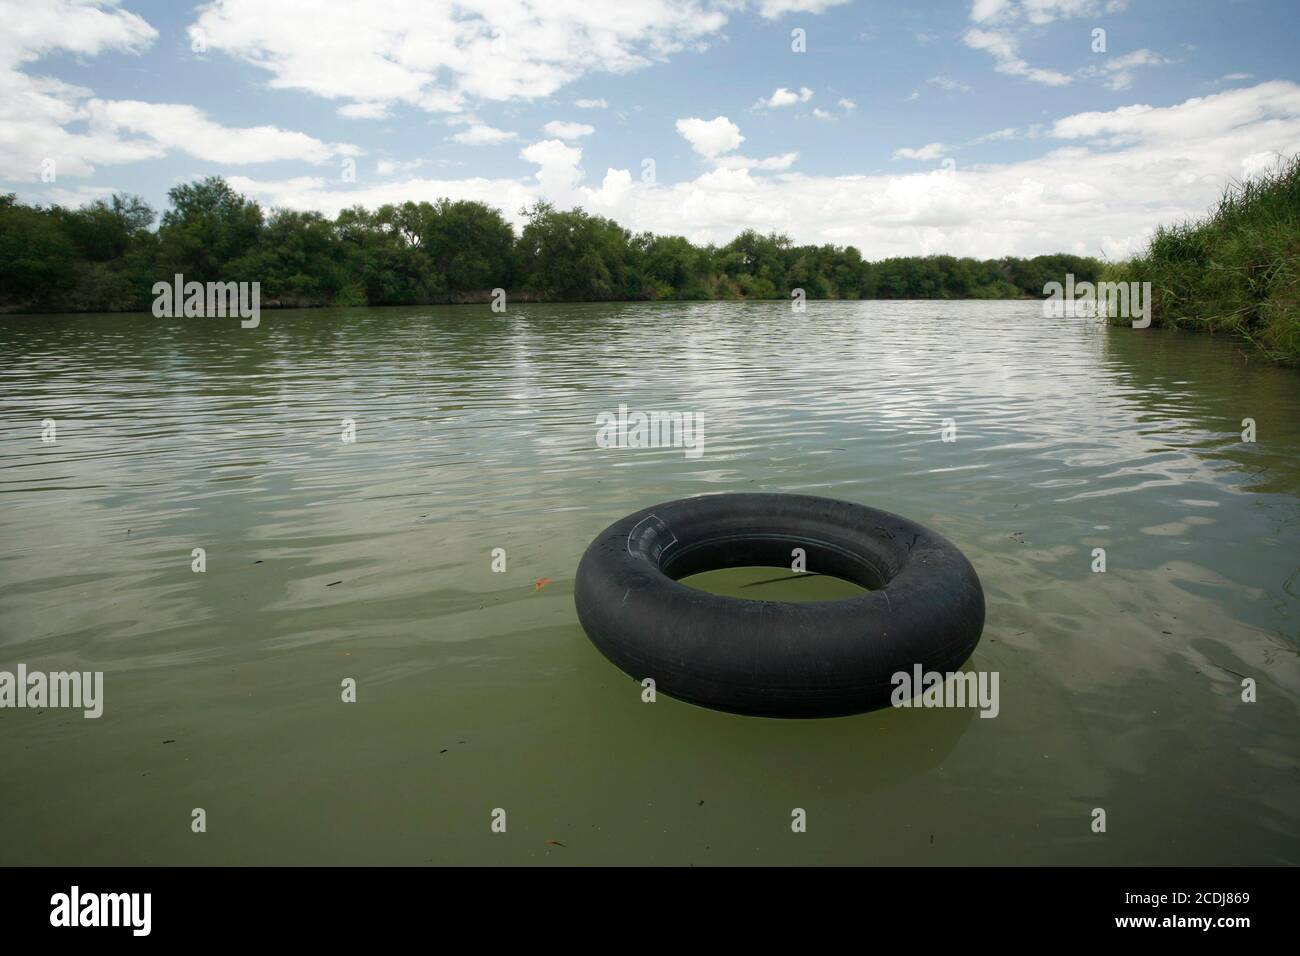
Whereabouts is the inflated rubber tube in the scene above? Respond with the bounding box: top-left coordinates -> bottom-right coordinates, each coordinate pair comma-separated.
574,493 -> 985,718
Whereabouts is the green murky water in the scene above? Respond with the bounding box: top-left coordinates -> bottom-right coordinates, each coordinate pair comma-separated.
678,567 -> 869,601
0,300 -> 1297,865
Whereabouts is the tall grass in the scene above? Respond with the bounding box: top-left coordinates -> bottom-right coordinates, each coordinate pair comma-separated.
1104,154 -> 1300,364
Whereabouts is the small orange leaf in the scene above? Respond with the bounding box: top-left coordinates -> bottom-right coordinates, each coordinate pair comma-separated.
546,839 -> 566,847
534,577 -> 553,591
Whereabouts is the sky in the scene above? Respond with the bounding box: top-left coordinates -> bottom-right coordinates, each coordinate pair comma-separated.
2,0 -> 1299,260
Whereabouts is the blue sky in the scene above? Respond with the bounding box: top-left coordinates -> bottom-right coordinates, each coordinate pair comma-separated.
4,0 -> 1300,258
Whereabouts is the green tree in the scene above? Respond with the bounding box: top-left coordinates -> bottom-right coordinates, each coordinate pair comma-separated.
421,199 -> 515,292
0,196 -> 78,308
517,202 -> 638,300
157,177 -> 263,281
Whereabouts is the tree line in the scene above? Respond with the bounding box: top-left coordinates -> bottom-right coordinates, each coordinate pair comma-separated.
0,177 -> 1105,313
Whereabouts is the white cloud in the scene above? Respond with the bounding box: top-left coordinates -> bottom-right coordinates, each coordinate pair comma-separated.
338,102 -> 390,120
1050,81 -> 1299,145
451,124 -> 518,145
1080,49 -> 1172,91
574,98 -> 608,109
910,75 -> 975,99
756,86 -> 813,109
963,26 -> 1018,61
715,151 -> 799,171
227,174 -> 329,196
375,158 -> 428,177
0,0 -> 156,64
543,120 -> 595,140
893,142 -> 949,161
88,99 -> 359,164
928,76 -> 973,93
812,108 -> 833,120
0,2 -> 357,180
43,184 -> 118,208
187,0 -> 734,115
965,1 -> 1143,87
0,73 -> 151,179
964,27 -> 1072,86
970,126 -> 1020,144
676,116 -> 799,171
971,0 -> 1012,21
1240,150 -> 1286,180
757,0 -> 851,17
838,98 -> 857,111
0,0 -> 155,178
676,116 -> 745,158
972,0 -> 1127,26
519,138 -> 584,196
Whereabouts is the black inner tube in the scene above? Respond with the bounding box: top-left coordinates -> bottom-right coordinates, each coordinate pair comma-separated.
574,492 -> 985,718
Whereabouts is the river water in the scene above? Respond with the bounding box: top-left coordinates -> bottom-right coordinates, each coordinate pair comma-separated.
1,300 -> 1296,864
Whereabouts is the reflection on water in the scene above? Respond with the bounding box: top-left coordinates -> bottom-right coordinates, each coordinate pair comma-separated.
0,300 -> 1296,864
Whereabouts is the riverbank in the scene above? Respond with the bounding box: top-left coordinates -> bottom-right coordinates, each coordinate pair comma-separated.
1104,155 -> 1300,365
0,291 -> 1052,317
6,163 -> 1298,367
0,180 -> 1100,314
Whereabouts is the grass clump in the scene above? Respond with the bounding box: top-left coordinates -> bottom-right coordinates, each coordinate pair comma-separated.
1105,155 -> 1300,364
